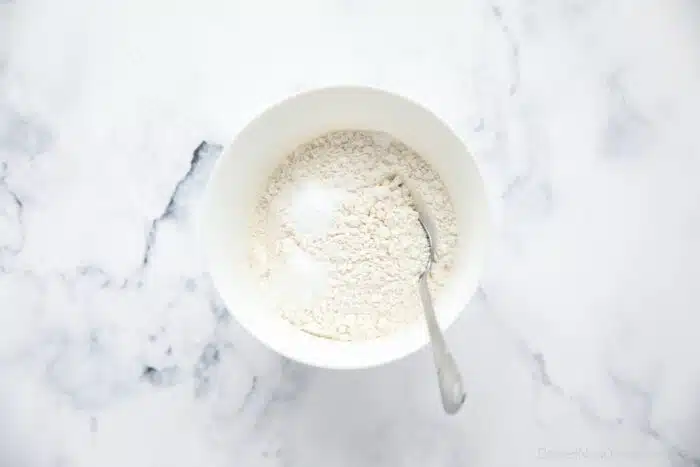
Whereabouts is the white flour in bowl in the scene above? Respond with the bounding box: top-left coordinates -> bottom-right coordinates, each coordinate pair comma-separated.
249,130 -> 458,341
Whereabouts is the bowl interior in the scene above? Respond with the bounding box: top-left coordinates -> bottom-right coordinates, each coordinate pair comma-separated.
200,87 -> 489,369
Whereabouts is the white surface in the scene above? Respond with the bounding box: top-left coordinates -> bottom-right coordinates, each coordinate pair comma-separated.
201,87 -> 489,369
1,0 -> 700,466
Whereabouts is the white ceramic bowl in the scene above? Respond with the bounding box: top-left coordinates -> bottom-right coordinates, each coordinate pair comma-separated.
200,86 -> 489,370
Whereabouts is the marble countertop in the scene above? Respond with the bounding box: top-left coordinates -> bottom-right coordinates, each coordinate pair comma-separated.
1,0 -> 700,466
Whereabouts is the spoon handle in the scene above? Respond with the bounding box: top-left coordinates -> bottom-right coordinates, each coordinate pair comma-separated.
419,274 -> 466,414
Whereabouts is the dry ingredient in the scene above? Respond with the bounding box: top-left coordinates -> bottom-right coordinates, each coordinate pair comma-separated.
249,130 -> 458,341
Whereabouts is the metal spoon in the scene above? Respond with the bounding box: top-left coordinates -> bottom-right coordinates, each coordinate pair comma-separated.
404,178 -> 466,414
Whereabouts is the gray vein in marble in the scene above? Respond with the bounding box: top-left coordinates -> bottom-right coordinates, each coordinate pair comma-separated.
74,265 -> 119,289
89,416 -> 98,434
44,332 -> 132,410
491,4 -> 521,96
500,146 -> 553,229
141,141 -> 222,267
481,288 -> 700,467
0,107 -> 51,158
609,373 -> 700,467
482,291 -> 617,426
193,342 -> 220,395
0,263 -> 231,412
237,375 -> 258,414
210,299 -> 231,323
502,172 -> 553,214
142,365 -> 180,387
0,180 -> 23,258
603,71 -> 651,158
254,359 -> 311,429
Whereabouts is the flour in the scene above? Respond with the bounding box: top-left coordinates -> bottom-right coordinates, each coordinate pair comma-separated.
249,130 -> 458,341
